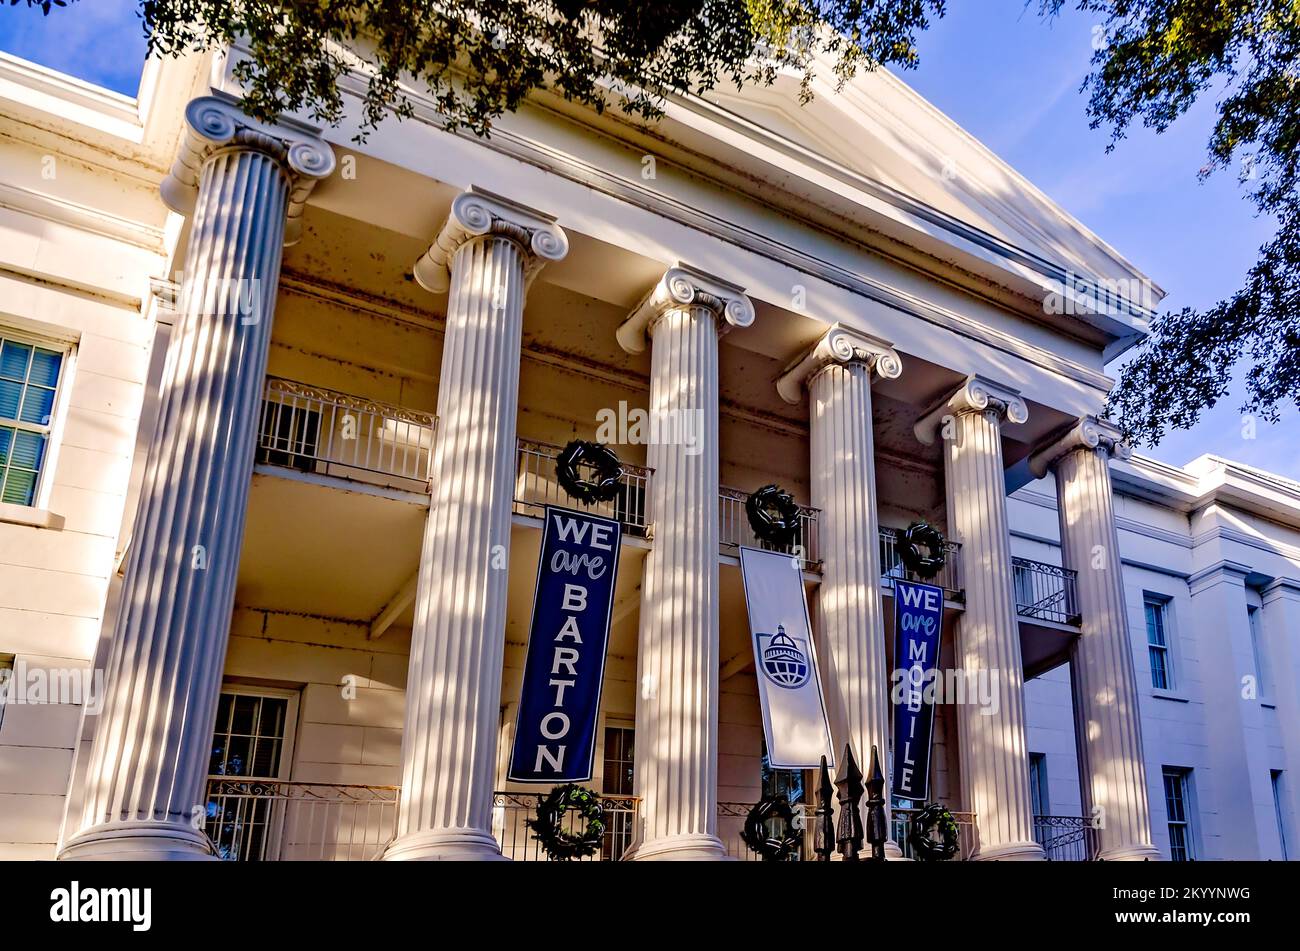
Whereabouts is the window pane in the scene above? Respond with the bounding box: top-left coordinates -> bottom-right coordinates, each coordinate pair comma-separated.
0,380 -> 20,420
18,386 -> 55,425
0,341 -> 31,382
221,735 -> 253,776
1149,647 -> 1168,690
0,427 -> 11,466
9,430 -> 44,470
27,349 -> 62,388
1145,601 -> 1166,647
1169,825 -> 1188,862
229,694 -> 259,737
2,468 -> 36,506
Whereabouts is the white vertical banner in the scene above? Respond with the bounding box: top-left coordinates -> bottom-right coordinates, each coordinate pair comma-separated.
739,546 -> 835,769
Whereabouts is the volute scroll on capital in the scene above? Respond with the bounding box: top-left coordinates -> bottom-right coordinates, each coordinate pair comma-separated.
617,263 -> 755,354
914,375 -> 1029,445
412,187 -> 569,294
775,323 -> 902,404
160,96 -> 337,246
1028,415 -> 1132,478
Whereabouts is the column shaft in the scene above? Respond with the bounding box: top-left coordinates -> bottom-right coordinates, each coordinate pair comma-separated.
389,237 -> 526,860
61,136 -> 309,859
386,188 -> 566,861
938,394 -> 1042,860
618,264 -> 752,861
1054,445 -> 1160,860
633,303 -> 725,859
809,362 -> 897,850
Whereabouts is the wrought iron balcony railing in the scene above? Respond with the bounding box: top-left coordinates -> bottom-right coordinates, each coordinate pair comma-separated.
1034,815 -> 1098,861
1012,558 -> 1081,626
204,779 -> 398,861
257,377 -> 435,493
492,791 -> 639,861
513,438 -> 653,537
718,486 -> 821,570
879,527 -> 964,602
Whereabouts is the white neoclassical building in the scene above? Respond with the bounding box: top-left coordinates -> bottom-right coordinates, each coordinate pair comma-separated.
0,42 -> 1295,862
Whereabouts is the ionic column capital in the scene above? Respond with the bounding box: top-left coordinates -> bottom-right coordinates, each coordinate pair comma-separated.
413,186 -> 569,294
160,96 -> 336,246
617,263 -> 754,354
775,324 -> 901,404
1028,415 -> 1131,478
914,375 -> 1029,445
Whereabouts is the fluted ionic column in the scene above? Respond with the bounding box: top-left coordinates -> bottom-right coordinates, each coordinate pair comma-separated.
384,188 -> 567,861
617,264 -> 754,860
915,376 -> 1043,860
1030,417 -> 1160,860
777,324 -> 902,856
59,97 -> 334,860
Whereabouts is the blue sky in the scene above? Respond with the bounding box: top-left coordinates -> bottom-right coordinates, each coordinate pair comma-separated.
2,0 -> 1294,477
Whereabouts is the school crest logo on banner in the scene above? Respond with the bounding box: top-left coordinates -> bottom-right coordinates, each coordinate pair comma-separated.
739,546 -> 834,769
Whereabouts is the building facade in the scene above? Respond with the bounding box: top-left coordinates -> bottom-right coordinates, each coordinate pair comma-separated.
0,45 -> 1294,861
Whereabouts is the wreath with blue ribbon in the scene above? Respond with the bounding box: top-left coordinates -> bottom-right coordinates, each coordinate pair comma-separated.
528,783 -> 606,861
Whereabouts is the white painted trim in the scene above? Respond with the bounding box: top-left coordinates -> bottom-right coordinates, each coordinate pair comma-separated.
0,52 -> 144,143
0,181 -> 165,252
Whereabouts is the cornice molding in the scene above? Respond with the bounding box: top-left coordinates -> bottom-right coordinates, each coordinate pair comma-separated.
160,95 -> 336,246
617,262 -> 754,354
914,374 -> 1029,445
1187,559 -> 1253,594
1261,577 -> 1300,602
412,185 -> 569,294
1028,415 -> 1131,478
775,323 -> 901,404
0,181 -> 165,252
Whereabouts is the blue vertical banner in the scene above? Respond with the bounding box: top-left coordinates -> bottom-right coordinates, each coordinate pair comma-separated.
508,506 -> 621,783
891,579 -> 944,800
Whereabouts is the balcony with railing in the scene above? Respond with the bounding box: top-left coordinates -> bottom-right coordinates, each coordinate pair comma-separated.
879,527 -> 963,602
492,791 -> 639,861
203,778 -> 1094,862
256,377 -> 435,494
1034,815 -> 1097,861
204,779 -> 399,861
718,487 -> 821,570
1012,558 -> 1081,626
513,438 -> 653,538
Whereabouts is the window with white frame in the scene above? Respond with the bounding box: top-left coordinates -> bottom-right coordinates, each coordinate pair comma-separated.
1162,767 -> 1195,861
1144,595 -> 1173,690
1247,605 -> 1272,700
0,332 -> 67,506
204,686 -> 299,861
1273,770 -> 1290,860
1028,752 -> 1050,817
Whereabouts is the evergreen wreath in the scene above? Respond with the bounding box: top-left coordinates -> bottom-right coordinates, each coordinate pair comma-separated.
899,520 -> 947,580
907,802 -> 960,861
740,795 -> 804,862
528,783 -> 606,861
745,484 -> 802,547
555,439 -> 624,504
